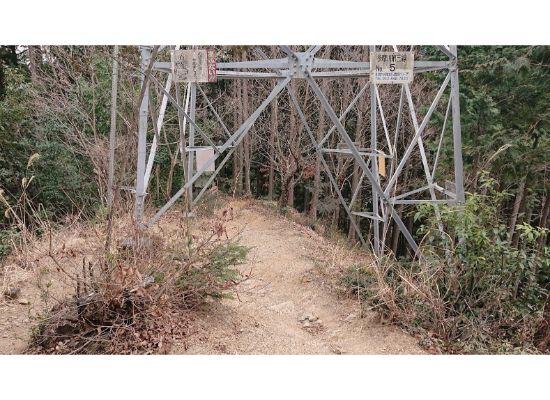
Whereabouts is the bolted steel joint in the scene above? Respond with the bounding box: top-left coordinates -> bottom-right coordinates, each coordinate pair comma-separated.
449,59 -> 458,72
288,52 -> 314,79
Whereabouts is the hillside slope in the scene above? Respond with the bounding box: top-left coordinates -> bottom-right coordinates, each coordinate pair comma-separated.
0,198 -> 424,354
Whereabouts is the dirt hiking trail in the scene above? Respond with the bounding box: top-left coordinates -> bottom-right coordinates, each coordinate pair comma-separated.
0,198 -> 424,354
174,200 -> 424,354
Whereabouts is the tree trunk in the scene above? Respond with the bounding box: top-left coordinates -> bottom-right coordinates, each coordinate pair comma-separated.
309,47 -> 331,220
0,46 -> 17,99
515,184 -> 530,233
348,48 -> 369,240
268,93 -> 277,201
470,152 -> 481,192
535,293 -> 550,352
28,45 -> 42,83
332,200 -> 340,230
155,165 -> 161,199
406,213 -> 415,257
511,123 -> 543,246
332,124 -> 345,231
303,184 -> 310,214
279,172 -> 292,208
309,99 -> 325,219
284,84 -> 298,208
537,195 -> 550,252
287,119 -> 296,208
287,176 -> 295,208
348,100 -> 368,237
508,176 -> 527,244
391,204 -> 404,255
232,79 -> 244,196
468,117 -> 483,192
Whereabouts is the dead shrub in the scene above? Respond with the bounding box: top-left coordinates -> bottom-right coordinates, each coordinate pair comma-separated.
27,206 -> 249,354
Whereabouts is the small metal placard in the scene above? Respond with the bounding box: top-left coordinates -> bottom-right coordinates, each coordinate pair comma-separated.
172,49 -> 217,83
195,148 -> 215,173
370,51 -> 414,84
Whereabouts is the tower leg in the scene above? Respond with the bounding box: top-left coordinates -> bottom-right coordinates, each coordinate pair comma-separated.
135,46 -> 152,225
450,46 -> 465,204
369,46 -> 381,256
186,82 -> 197,211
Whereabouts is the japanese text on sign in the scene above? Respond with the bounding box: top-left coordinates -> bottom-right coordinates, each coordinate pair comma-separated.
370,51 -> 414,84
172,49 -> 217,83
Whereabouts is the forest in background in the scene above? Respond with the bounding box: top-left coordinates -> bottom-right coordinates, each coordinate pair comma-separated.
0,45 -> 549,353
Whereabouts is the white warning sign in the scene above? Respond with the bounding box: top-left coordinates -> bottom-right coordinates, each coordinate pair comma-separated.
172,49 -> 217,83
370,52 -> 414,84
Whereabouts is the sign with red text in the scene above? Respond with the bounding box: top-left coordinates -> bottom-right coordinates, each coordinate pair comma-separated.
172,49 -> 217,83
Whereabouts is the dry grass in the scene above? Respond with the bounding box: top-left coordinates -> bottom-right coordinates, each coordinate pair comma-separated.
1,189 -> 249,354
341,250 -> 547,354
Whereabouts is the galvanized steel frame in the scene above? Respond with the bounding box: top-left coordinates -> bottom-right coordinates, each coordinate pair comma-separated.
133,45 -> 465,257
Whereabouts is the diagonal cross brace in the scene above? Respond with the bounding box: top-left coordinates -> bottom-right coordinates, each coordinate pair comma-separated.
149,74 -> 221,155
143,72 -> 173,192
146,76 -> 292,226
383,73 -> 451,197
287,86 -> 366,245
404,83 -> 445,235
317,80 -> 371,149
197,84 -> 233,140
305,72 -> 419,253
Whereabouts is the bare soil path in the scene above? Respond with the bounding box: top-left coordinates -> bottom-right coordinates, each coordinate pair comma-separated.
174,200 -> 424,354
0,198 -> 424,354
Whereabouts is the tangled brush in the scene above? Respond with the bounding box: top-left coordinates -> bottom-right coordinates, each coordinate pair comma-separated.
28,207 -> 249,354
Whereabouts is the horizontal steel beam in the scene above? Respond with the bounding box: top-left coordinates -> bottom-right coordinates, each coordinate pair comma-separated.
433,183 -> 457,199
321,148 -> 393,158
312,69 -> 369,78
352,211 -> 384,222
214,59 -> 450,71
217,70 -> 290,79
185,145 -> 235,151
312,59 -> 449,70
153,60 -> 451,79
390,185 -> 432,201
217,58 -> 288,69
392,199 -> 451,205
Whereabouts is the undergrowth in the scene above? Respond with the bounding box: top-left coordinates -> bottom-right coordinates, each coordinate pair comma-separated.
342,177 -> 550,354
24,204 -> 249,354
0,160 -> 249,354
13,192 -> 248,354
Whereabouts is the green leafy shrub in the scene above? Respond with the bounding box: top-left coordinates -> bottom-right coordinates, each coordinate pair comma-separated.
0,63 -> 99,253
0,226 -> 19,258
353,177 -> 549,353
177,241 -> 248,302
32,141 -> 98,219
340,264 -> 376,299
0,67 -> 33,220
